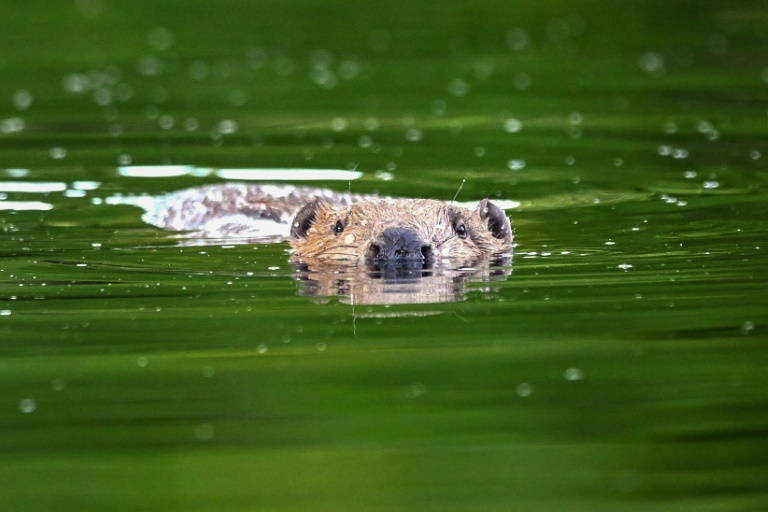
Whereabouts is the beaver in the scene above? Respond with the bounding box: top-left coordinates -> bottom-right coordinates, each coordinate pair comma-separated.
124,183 -> 513,270
290,197 -> 512,269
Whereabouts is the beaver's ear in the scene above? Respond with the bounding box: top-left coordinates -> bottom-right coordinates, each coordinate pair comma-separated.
290,200 -> 322,239
475,199 -> 512,243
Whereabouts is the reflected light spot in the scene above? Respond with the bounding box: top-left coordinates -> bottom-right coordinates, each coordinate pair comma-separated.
215,168 -> 363,181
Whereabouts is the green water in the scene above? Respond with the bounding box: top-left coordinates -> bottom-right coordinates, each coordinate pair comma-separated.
1,1 -> 767,510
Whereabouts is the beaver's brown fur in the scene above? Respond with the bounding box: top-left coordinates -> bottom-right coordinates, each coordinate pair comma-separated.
290,197 -> 512,266
127,184 -> 512,268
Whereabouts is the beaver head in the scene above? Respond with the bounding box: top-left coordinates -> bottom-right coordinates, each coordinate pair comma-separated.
289,198 -> 512,271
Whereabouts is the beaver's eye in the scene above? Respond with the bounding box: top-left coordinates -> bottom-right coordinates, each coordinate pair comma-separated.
334,220 -> 345,234
455,223 -> 468,239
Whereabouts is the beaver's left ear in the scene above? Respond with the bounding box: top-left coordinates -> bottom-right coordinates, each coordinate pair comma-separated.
475,199 -> 512,243
291,200 -> 326,239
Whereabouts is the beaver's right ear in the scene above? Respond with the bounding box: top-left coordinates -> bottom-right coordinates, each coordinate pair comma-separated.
290,200 -> 324,239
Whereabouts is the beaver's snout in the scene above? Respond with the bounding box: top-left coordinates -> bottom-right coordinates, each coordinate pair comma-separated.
368,227 -> 433,263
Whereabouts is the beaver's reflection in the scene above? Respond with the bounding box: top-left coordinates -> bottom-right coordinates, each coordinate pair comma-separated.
292,255 -> 511,305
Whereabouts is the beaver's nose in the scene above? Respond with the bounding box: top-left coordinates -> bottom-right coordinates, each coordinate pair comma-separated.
368,227 -> 431,262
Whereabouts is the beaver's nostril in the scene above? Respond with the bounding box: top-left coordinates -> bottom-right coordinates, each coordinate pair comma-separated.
368,243 -> 381,258
420,245 -> 432,260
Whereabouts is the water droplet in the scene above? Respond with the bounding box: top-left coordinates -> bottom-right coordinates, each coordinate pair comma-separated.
50,147 -> 67,160
330,117 -> 347,132
564,367 -> 583,381
448,78 -> 469,97
506,27 -> 530,51
683,170 -> 697,179
1,117 -> 25,134
148,27 -> 174,51
639,52 -> 664,74
740,321 -> 755,334
504,118 -> 522,133
703,180 -> 719,189
405,128 -> 423,142
516,382 -> 533,397
217,119 -> 238,135
13,89 -> 33,110
19,398 -> 37,414
507,159 -> 525,170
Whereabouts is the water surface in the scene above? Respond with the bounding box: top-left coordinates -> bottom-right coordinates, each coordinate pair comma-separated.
1,1 -> 767,511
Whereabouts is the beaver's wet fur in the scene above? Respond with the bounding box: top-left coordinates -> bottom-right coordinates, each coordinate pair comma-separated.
289,197 -> 512,269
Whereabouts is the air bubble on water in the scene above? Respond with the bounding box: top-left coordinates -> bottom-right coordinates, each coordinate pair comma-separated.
663,121 -> 677,134
13,89 -> 33,110
564,367 -> 583,381
148,27 -> 174,51
507,159 -> 525,171
750,150 -> 761,160
406,383 -> 426,398
506,27 -> 530,51
618,263 -> 633,270
516,382 -> 533,397
473,56 -> 494,80
683,170 -> 697,179
513,72 -> 531,90
703,180 -> 719,189
184,118 -> 199,132
19,398 -> 37,414
0,310 -> 11,316
504,118 -> 522,133
137,356 -> 148,367
188,61 -> 209,80
568,112 -> 583,125
740,321 -> 755,334
363,117 -> 380,131
63,73 -> 89,94
202,366 -> 215,378
375,170 -> 394,181
108,123 -> 123,138
339,59 -> 361,80
431,99 -> 447,116
217,119 -> 238,135
247,47 -> 268,69
405,128 -> 423,142
658,145 -> 672,156
639,52 -> 664,74
358,135 -> 373,148
1,117 -> 25,134
50,147 -> 67,160
137,55 -> 163,76
474,146 -> 486,157
257,344 -> 268,354
330,117 -> 348,132
117,154 -> 132,165
158,114 -> 174,130
565,156 -> 576,165
672,148 -> 688,159
448,78 -> 469,97
195,423 -> 214,441
614,157 -> 623,167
